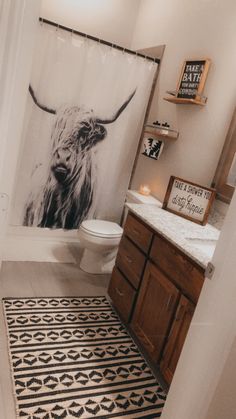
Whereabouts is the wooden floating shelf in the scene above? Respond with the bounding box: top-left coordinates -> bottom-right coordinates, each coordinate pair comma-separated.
145,124 -> 179,140
164,96 -> 207,106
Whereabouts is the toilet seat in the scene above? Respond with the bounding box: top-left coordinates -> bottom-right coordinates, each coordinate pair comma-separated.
80,219 -> 123,238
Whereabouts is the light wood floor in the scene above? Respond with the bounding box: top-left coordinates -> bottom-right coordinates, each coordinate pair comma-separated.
0,259 -> 110,419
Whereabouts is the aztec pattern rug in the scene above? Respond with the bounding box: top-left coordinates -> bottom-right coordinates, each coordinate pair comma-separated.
3,296 -> 166,418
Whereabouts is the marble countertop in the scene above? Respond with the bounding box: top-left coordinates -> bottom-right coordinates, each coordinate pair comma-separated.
126,203 -> 220,269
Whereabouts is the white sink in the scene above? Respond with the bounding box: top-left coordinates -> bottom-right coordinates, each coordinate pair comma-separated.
185,237 -> 218,259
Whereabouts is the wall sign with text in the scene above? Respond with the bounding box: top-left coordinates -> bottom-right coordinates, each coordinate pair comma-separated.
142,136 -> 164,160
163,176 -> 216,225
177,59 -> 211,100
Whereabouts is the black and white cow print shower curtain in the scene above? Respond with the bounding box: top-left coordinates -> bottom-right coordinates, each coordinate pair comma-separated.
11,22 -> 157,229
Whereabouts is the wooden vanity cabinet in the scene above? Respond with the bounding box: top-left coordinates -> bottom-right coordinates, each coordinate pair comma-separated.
108,211 -> 205,385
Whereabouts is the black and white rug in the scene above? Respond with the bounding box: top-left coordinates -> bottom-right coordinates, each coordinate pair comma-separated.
3,296 -> 166,418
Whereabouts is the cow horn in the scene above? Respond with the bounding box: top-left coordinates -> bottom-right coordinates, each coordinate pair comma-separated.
29,84 -> 56,115
96,88 -> 136,124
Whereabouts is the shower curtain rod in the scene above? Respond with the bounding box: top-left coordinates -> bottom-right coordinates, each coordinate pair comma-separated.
39,17 -> 160,64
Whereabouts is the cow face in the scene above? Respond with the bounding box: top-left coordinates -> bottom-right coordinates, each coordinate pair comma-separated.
28,85 -> 136,185
50,106 -> 107,184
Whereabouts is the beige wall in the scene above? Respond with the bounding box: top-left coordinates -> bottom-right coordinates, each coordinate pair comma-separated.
206,337 -> 236,419
131,0 -> 236,201
40,0 -> 141,48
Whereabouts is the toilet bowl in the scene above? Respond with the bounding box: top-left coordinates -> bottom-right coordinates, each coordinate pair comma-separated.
78,219 -> 123,274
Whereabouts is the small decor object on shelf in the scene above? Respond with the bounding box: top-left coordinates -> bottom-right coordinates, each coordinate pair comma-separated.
142,136 -> 164,160
164,58 -> 211,105
139,184 -> 151,196
163,176 -> 216,225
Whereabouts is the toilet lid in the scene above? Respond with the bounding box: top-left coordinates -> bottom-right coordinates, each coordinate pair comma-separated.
80,220 -> 123,238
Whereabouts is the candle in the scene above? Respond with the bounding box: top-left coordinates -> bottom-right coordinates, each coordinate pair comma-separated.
139,184 -> 151,196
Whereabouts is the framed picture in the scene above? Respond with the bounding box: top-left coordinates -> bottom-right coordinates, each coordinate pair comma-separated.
162,176 -> 216,225
177,59 -> 211,101
142,136 -> 164,160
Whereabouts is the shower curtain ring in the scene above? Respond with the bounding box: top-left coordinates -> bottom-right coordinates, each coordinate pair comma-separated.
56,23 -> 59,32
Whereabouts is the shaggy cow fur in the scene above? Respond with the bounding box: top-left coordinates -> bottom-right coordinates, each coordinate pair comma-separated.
23,87 -> 135,229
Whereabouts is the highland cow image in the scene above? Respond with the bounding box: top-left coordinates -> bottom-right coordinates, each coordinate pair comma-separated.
23,85 -> 135,229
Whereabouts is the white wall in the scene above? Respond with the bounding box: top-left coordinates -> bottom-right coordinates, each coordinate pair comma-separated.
206,337 -> 236,419
131,0 -> 236,201
40,0 -> 141,48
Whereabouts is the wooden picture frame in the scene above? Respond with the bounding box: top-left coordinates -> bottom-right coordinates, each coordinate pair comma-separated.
164,59 -> 211,105
142,135 -> 164,160
163,176 -> 216,225
211,107 -> 236,203
177,59 -> 211,101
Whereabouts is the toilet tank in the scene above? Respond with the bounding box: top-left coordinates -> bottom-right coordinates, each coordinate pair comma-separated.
126,190 -> 162,206
122,189 -> 162,225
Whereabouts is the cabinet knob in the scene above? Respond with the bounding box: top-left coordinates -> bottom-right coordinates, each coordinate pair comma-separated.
125,255 -> 133,264
115,287 -> 124,297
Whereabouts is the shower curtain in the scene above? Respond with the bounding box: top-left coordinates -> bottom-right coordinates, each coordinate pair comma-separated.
11,22 -> 157,229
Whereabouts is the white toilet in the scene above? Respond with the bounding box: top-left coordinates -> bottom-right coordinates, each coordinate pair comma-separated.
78,219 -> 123,274
78,190 -> 162,275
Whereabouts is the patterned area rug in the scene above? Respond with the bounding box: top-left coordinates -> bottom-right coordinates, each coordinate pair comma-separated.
3,296 -> 166,418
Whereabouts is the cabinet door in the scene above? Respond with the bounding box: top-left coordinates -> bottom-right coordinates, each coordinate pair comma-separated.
131,261 -> 179,363
160,295 -> 195,385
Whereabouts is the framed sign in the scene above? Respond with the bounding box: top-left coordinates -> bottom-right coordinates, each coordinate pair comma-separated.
163,176 -> 216,225
142,135 -> 164,160
177,59 -> 211,100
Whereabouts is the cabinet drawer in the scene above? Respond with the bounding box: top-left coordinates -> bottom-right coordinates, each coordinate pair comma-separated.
124,213 -> 153,253
108,267 -> 136,323
150,234 -> 204,303
116,236 -> 146,289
